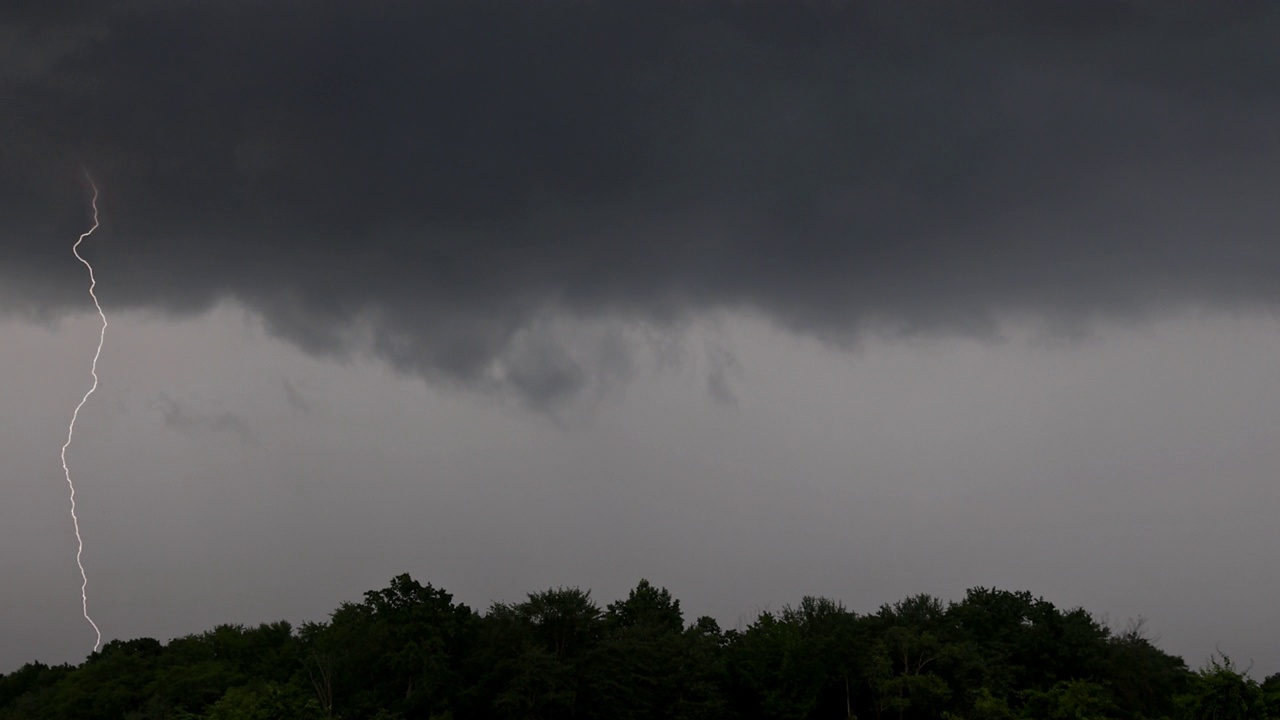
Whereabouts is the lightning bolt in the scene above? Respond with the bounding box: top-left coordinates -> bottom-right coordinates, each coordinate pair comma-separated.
60,174 -> 105,653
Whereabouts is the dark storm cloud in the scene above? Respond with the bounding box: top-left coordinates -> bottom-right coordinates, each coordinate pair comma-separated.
5,1 -> 1280,405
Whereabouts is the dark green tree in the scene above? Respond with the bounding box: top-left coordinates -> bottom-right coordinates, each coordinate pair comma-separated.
483,587 -> 603,720
1019,679 -> 1120,720
302,574 -> 475,719
1102,619 -> 1189,719
726,610 -> 825,720
1177,655 -> 1267,720
202,682 -> 322,720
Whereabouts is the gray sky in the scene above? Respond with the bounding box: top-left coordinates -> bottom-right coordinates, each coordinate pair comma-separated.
4,0 -> 1280,676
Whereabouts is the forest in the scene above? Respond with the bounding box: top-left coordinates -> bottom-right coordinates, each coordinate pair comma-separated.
2,575 -> 1276,720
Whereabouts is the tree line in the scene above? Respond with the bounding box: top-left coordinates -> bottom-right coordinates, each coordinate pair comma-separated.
2,575 -> 1277,719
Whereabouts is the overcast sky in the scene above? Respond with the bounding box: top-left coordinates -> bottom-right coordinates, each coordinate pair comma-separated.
4,0 -> 1280,676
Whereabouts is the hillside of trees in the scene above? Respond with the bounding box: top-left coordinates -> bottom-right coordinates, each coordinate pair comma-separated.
2,576 -> 1277,719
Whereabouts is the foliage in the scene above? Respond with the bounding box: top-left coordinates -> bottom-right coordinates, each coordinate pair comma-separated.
1177,655 -> 1268,720
0,577 -> 1236,720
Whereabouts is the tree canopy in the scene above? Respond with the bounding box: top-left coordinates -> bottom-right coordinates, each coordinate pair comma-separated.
1,576 -> 1268,720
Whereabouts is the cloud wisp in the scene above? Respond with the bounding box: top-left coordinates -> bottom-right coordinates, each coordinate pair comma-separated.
149,394 -> 255,445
